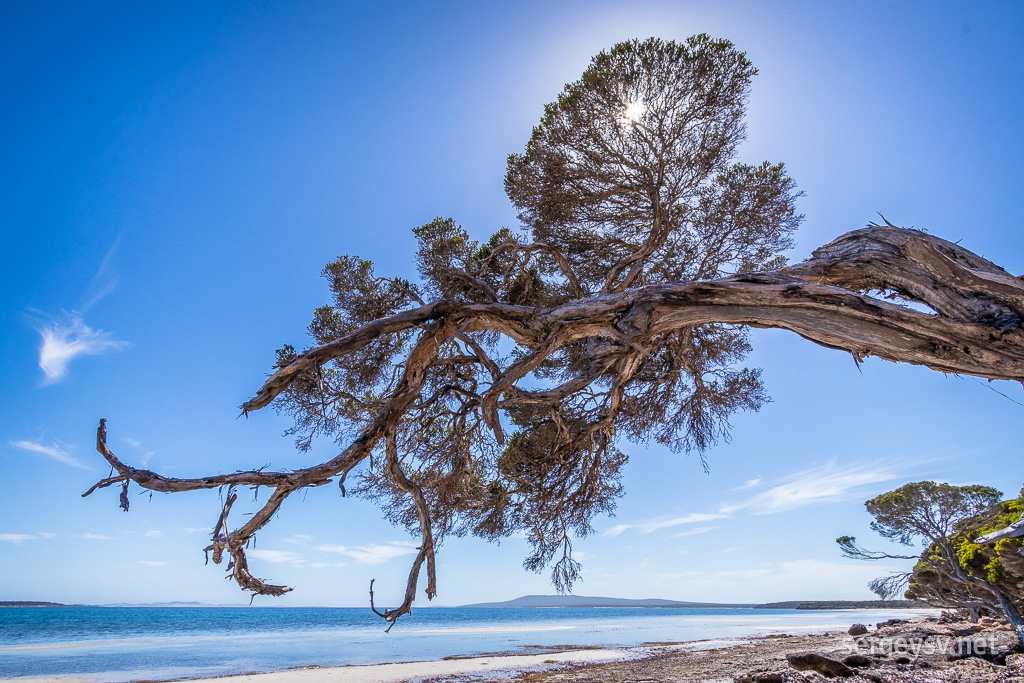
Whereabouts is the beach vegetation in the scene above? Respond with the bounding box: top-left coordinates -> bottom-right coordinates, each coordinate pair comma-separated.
838,482 -> 1024,646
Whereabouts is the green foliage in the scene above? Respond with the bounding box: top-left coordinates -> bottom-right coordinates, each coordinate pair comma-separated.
957,542 -> 984,568
505,36 -> 798,292
865,481 -> 1002,545
844,481 -> 1024,622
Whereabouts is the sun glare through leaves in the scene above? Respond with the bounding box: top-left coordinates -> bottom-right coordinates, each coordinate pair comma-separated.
618,97 -> 647,128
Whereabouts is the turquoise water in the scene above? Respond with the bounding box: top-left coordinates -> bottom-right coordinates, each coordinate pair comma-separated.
0,606 -> 929,681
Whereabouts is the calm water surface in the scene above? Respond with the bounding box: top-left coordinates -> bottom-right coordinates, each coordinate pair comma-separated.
0,606 -> 932,682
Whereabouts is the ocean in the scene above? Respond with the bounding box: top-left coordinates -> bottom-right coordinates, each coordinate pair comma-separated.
0,606 -> 932,682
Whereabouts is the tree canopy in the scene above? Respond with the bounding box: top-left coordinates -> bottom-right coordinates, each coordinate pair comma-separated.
838,482 -> 1024,645
86,36 -> 1024,629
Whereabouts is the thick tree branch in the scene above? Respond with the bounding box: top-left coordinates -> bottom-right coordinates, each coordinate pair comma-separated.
977,513 -> 1024,544
249,226 -> 1024,417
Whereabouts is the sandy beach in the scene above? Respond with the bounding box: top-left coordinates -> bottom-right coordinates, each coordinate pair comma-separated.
3,648 -> 633,683
8,614 -> 1023,683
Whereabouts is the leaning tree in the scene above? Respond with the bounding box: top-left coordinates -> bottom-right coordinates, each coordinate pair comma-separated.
85,36 -> 1024,629
838,482 -> 1024,646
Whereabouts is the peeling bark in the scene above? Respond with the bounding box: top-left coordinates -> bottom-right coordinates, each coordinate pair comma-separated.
977,514 -> 1024,544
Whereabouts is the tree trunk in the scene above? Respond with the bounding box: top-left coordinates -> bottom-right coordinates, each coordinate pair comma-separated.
244,226 -> 1024,413
990,584 -> 1024,648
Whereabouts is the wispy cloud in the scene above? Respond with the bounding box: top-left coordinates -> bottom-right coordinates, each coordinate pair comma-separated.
28,234 -> 127,384
121,437 -> 155,467
35,314 -> 127,384
638,512 -> 727,534
602,459 -> 908,539
0,534 -> 36,543
78,533 -> 117,540
249,549 -> 302,564
718,460 -> 906,515
645,558 -> 908,602
317,541 -> 418,565
83,234 -> 122,311
670,526 -> 716,539
144,530 -> 162,538
10,439 -> 91,469
602,524 -> 633,538
602,513 -> 725,538
139,560 -> 168,567
282,534 -> 314,545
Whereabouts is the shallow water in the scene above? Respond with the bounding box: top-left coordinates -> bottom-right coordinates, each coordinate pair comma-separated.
0,606 -> 932,681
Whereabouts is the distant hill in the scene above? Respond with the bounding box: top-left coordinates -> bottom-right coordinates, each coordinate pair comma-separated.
0,601 -> 66,607
462,595 -> 927,610
100,601 -> 219,607
758,600 -> 925,610
462,594 -> 755,608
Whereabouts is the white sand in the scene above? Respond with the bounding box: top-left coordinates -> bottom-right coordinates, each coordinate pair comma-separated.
5,648 -> 635,683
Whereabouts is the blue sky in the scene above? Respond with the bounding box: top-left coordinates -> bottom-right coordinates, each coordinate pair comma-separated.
1,0 -> 1022,607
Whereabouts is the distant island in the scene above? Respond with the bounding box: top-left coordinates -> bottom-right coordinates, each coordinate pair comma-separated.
0,601 -> 223,608
463,595 -> 752,609
462,595 -> 924,610
757,600 -> 923,610
100,601 -> 218,607
2,596 -> 924,610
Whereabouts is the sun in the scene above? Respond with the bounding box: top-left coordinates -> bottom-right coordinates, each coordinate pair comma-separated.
618,97 -> 647,128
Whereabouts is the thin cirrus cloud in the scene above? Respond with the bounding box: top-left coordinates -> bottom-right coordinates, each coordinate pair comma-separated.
10,439 -> 92,469
248,549 -> 302,564
316,541 -> 419,565
603,460 -> 907,537
601,513 -> 725,537
122,438 -> 155,467
638,512 -> 728,534
2,532 -> 58,542
718,460 -> 907,515
601,524 -> 633,538
670,526 -> 717,539
0,534 -> 37,543
245,544 -> 420,567
32,233 -> 128,385
35,314 -> 127,385
82,233 -> 122,312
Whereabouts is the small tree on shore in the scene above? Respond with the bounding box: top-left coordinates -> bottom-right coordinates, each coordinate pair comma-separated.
838,482 -> 1024,646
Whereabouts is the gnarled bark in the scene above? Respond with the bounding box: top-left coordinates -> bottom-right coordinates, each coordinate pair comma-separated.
978,514 -> 1024,544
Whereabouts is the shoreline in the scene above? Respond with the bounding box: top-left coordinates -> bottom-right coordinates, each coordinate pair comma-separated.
9,613 -> 1022,683
2,638 -> 770,683
2,647 -> 642,683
